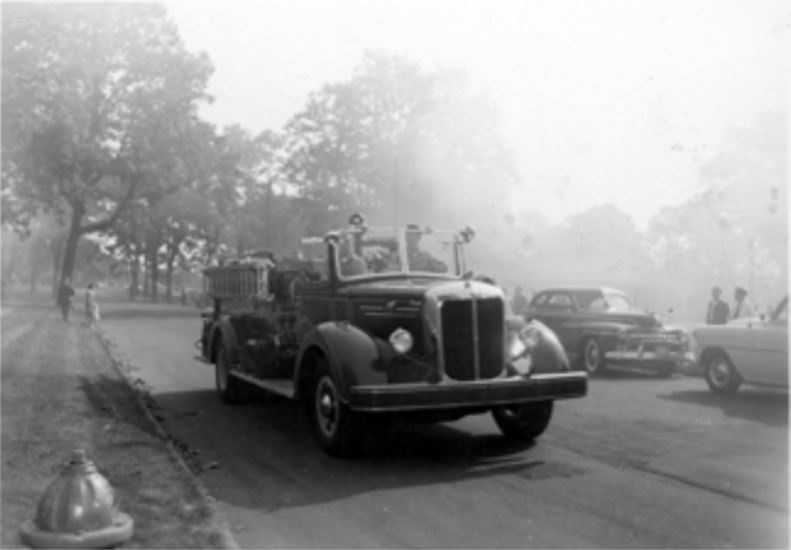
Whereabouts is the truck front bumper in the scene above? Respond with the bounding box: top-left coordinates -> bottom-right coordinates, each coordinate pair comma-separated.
348,371 -> 587,412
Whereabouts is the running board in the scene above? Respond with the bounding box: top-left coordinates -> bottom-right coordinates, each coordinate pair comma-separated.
230,371 -> 296,399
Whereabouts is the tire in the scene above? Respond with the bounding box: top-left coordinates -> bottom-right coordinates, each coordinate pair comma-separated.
310,359 -> 363,458
492,401 -> 554,441
581,337 -> 606,375
704,352 -> 742,395
215,342 -> 243,404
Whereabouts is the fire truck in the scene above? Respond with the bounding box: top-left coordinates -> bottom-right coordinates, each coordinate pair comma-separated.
197,214 -> 587,457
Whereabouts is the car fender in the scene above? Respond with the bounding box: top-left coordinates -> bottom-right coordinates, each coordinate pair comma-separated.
207,317 -> 240,365
294,322 -> 388,401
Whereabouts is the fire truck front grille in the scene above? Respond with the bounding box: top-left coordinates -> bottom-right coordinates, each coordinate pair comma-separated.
440,298 -> 504,381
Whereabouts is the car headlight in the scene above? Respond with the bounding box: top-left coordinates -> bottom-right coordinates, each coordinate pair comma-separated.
389,327 -> 414,354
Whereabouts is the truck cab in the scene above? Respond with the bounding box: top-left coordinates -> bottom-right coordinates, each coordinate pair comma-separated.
198,214 -> 587,457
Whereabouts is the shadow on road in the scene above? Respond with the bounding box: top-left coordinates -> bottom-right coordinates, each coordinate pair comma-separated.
146,385 -> 588,513
657,388 -> 789,427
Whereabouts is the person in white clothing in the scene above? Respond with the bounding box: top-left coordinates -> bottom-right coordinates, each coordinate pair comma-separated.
85,283 -> 101,329
731,286 -> 753,320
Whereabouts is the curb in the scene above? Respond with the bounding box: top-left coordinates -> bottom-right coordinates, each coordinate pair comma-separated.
95,328 -> 239,550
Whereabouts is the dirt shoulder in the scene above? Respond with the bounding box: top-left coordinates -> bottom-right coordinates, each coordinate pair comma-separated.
1,300 -> 236,549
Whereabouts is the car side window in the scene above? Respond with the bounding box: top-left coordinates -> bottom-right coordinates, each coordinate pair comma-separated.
531,293 -> 548,307
546,293 -> 573,308
587,297 -> 608,311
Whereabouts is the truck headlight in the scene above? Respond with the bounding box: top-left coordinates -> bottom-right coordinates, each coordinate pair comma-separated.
389,327 -> 414,354
507,325 -> 540,360
508,333 -> 527,359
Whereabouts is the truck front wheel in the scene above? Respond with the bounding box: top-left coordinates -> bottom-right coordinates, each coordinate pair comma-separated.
215,343 -> 243,404
310,359 -> 362,458
492,401 -> 554,441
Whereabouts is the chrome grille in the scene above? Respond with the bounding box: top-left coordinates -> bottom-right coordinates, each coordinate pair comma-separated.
440,297 -> 504,380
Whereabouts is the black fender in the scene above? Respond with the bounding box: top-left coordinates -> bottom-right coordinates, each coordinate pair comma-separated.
207,317 -> 241,365
529,319 -> 571,372
294,322 -> 388,402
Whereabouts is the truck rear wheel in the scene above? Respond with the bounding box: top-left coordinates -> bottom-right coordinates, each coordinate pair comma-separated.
310,359 -> 362,458
492,401 -> 553,441
215,343 -> 243,404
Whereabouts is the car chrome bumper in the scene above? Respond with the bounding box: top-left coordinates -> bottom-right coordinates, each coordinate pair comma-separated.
347,371 -> 588,412
606,349 -> 687,364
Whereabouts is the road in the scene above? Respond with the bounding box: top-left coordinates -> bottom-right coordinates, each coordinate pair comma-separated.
100,302 -> 788,548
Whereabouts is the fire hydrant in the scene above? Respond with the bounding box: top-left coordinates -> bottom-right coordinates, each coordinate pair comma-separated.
20,449 -> 134,548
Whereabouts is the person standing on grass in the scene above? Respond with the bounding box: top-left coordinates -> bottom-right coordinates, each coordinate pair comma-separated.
58,278 -> 75,322
85,283 -> 100,329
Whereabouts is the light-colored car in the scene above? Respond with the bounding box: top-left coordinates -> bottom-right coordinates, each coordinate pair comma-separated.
689,296 -> 788,395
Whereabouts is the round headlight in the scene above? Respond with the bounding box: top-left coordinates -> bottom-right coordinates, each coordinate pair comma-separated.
508,333 -> 527,360
519,325 -> 541,349
389,327 -> 414,354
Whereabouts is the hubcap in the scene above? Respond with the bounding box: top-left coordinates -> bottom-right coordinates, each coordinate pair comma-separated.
315,377 -> 338,438
710,359 -> 731,387
585,341 -> 600,371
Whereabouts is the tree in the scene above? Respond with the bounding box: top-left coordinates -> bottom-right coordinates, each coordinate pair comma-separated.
280,51 -> 519,233
646,111 -> 788,318
1,3 -> 213,294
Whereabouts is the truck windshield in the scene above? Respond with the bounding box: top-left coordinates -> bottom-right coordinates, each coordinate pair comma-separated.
337,227 -> 459,279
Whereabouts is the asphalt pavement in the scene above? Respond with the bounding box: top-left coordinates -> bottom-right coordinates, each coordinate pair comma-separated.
100,301 -> 788,548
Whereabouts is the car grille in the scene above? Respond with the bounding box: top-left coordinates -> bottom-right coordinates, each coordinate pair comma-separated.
440,297 -> 504,380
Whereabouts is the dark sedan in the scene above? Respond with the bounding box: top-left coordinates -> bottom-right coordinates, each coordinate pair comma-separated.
524,287 -> 690,376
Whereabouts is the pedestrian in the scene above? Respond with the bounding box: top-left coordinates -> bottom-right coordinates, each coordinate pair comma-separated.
511,286 -> 529,316
731,286 -> 753,320
57,278 -> 75,322
705,286 -> 730,325
85,283 -> 101,329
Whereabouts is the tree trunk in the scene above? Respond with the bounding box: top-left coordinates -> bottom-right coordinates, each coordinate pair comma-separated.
149,245 -> 159,303
165,255 -> 175,303
50,235 -> 65,299
58,206 -> 85,300
142,247 -> 150,298
129,247 -> 140,301
165,238 -> 181,303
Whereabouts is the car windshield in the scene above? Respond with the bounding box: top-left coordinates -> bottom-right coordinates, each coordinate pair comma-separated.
336,226 -> 459,279
575,290 -> 633,312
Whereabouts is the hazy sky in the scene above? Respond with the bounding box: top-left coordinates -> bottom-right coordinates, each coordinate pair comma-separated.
165,0 -> 788,228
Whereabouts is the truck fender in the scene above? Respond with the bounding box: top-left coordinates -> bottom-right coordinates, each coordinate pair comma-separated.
207,318 -> 240,365
294,322 -> 388,402
528,319 -> 571,373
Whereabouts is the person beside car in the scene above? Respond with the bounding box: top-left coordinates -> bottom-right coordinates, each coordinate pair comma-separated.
705,286 -> 730,325
731,286 -> 754,320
